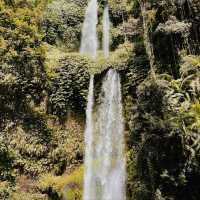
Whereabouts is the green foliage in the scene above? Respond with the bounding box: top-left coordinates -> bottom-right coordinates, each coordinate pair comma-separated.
0,135 -> 15,199
44,45 -> 67,78
7,116 -> 52,176
0,0 -> 46,117
10,192 -> 47,200
42,0 -> 86,50
9,176 -> 48,200
126,149 -> 139,200
133,56 -> 200,199
104,0 -> 141,49
48,54 -> 90,118
0,181 -> 13,200
180,55 -> 200,97
138,78 -> 169,117
108,0 -> 134,26
92,42 -> 134,73
0,1 -> 200,200
0,1 -> 50,198
48,117 -> 84,175
1,114 -> 84,178
39,166 -> 83,200
0,136 -> 14,182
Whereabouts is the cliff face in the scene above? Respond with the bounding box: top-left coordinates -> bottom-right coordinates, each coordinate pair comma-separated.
0,0 -> 200,200
130,1 -> 200,200
143,0 -> 200,75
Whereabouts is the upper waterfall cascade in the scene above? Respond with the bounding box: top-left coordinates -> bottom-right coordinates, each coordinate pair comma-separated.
103,4 -> 110,58
80,0 -> 98,59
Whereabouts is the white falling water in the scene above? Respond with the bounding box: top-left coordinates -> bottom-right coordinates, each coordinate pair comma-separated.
83,75 -> 95,200
95,69 -> 126,200
84,69 -> 126,200
83,1 -> 125,200
82,1 -> 97,198
103,4 -> 110,58
80,0 -> 98,59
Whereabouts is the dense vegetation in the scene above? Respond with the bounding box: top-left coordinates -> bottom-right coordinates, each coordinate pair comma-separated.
0,0 -> 199,200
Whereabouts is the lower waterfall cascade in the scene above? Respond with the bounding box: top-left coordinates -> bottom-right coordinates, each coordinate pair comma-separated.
83,69 -> 126,200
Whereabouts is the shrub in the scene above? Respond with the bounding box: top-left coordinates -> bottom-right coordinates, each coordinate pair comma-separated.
42,0 -> 87,50
39,166 -> 84,200
48,54 -> 90,118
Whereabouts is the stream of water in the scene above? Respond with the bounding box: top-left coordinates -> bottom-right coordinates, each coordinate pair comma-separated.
94,69 -> 126,200
83,75 -> 95,200
82,2 -> 126,199
80,0 -> 98,59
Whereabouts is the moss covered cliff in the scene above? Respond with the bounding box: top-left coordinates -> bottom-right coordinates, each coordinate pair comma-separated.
0,0 -> 199,200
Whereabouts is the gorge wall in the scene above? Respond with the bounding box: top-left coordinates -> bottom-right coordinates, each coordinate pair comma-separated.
0,0 -> 200,200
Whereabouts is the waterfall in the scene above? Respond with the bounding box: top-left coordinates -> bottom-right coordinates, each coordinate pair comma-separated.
83,75 -> 95,200
84,69 -> 126,200
82,0 -> 97,196
83,1 -> 125,200
95,69 -> 126,200
103,4 -> 110,58
80,0 -> 98,59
